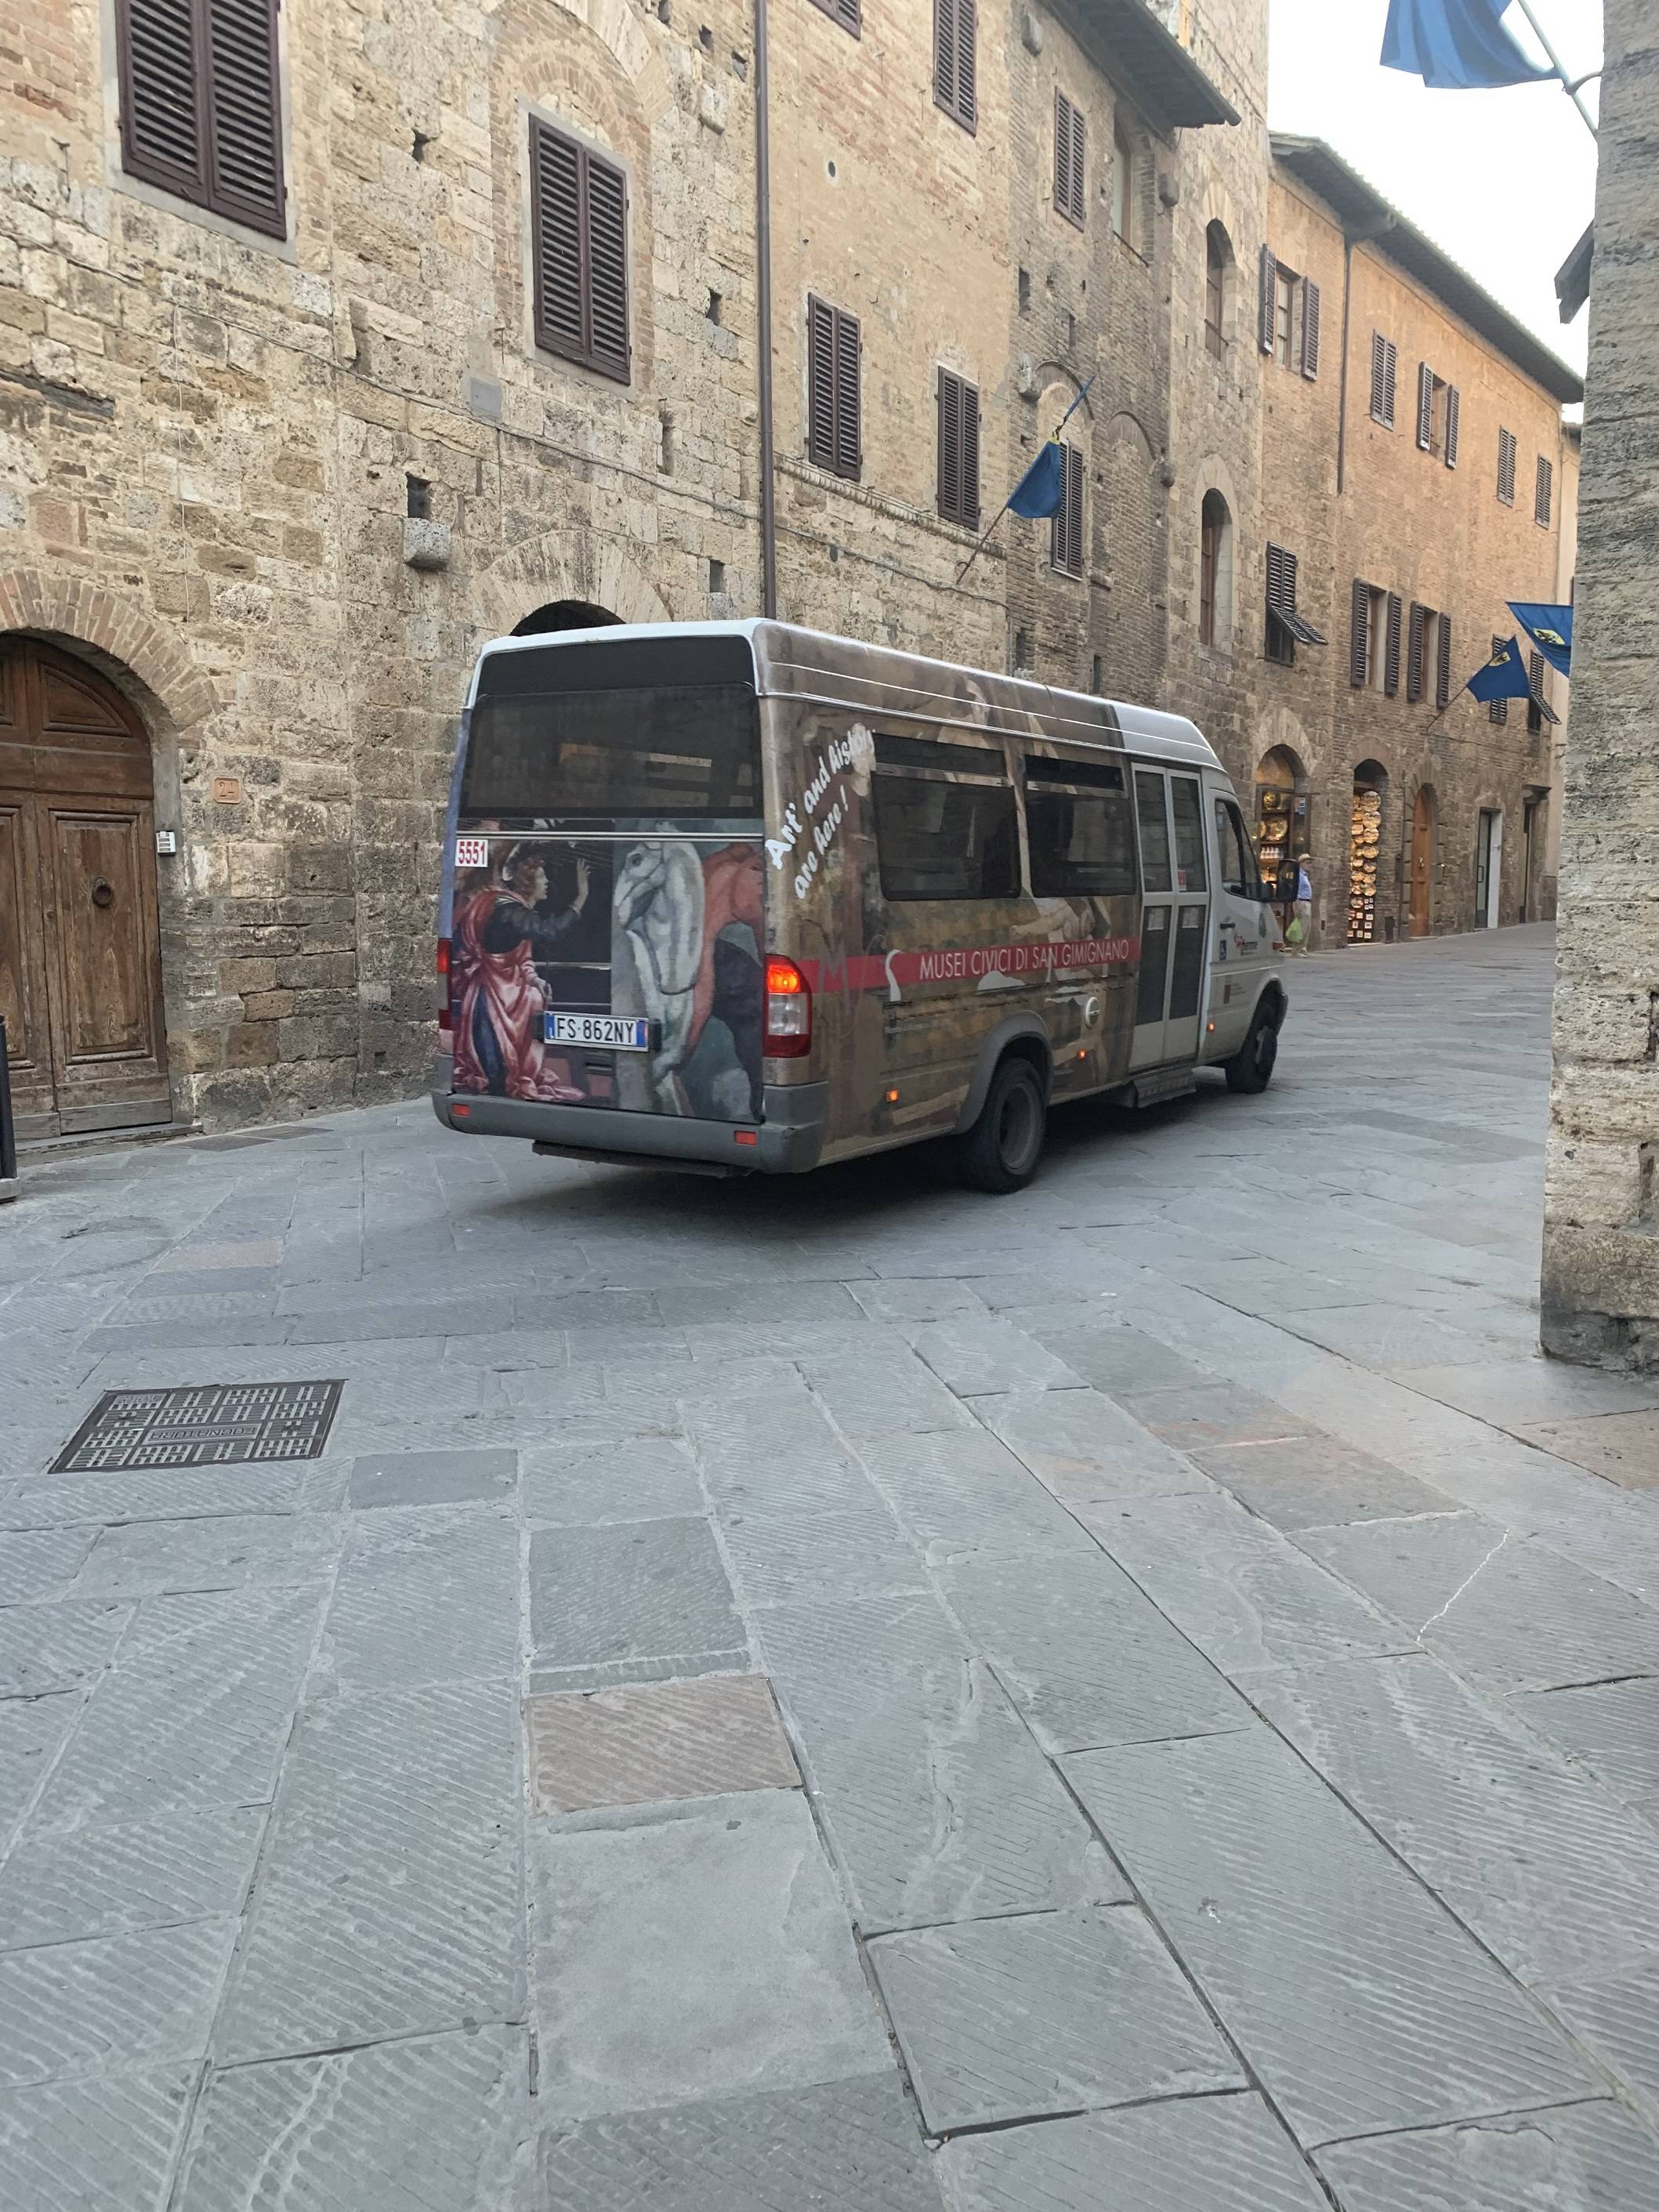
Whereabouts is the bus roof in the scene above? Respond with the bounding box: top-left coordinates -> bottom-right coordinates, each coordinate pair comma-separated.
471,619 -> 1224,774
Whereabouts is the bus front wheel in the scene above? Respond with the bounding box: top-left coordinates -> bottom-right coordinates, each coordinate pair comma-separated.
1224,1002 -> 1280,1094
958,1057 -> 1047,1193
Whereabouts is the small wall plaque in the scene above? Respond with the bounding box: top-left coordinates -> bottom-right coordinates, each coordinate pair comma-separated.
212,776 -> 243,805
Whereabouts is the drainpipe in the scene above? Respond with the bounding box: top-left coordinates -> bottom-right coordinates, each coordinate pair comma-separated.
755,0 -> 778,618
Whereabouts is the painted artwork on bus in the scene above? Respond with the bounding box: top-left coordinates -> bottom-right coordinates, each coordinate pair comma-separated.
448,834 -> 763,1121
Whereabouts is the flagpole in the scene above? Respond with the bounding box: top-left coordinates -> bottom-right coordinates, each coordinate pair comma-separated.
1509,0 -> 1599,137
954,375 -> 1097,588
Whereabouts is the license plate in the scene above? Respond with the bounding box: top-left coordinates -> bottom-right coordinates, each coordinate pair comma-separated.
545,1012 -> 651,1051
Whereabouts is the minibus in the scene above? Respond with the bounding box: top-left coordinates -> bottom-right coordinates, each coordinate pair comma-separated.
433,620 -> 1286,1192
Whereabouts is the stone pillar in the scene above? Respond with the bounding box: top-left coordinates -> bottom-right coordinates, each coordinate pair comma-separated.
1541,2 -> 1659,1368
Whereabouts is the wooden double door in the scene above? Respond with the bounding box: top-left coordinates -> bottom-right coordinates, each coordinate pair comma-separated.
0,640 -> 171,1137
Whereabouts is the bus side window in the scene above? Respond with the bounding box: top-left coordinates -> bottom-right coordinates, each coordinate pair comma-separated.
871,737 -> 1019,901
1215,796 -> 1248,896
1027,759 -> 1137,899
1134,770 -> 1173,892
1170,778 -> 1209,893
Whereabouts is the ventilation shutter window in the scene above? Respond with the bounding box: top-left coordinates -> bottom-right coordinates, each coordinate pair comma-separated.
1417,362 -> 1435,451
960,376 -> 980,528
1350,580 -> 1369,687
1259,246 -> 1277,355
1498,427 -> 1517,505
807,295 -> 838,470
1436,616 -> 1453,710
1301,277 -> 1321,379
205,0 -> 284,234
119,0 -> 208,204
585,157 -> 629,381
810,0 -> 862,33
1443,384 -> 1460,469
1490,640 -> 1513,725
1385,592 -> 1403,697
1407,602 -> 1426,703
531,122 -> 585,364
938,370 -> 961,523
1371,333 -> 1396,426
1052,445 -> 1084,575
934,0 -> 976,129
1055,92 -> 1084,226
832,307 -> 860,480
1536,454 -> 1554,527
1069,100 -> 1086,226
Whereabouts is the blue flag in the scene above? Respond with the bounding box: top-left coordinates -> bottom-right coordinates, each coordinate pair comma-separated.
1382,0 -> 1552,91
1466,636 -> 1559,721
1008,440 -> 1067,520
1508,599 -> 1574,676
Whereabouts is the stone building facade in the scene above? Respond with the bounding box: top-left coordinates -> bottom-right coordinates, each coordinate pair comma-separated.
1542,0 -> 1659,1371
0,0 -> 1580,1136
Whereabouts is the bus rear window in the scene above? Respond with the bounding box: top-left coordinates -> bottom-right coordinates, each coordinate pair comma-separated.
460,685 -> 762,820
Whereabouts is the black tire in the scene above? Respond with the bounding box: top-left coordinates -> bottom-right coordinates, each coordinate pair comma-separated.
1224,1001 -> 1280,1094
958,1056 -> 1047,1193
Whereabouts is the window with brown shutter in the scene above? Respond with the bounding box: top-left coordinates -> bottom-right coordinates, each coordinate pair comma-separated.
1417,362 -> 1435,451
1370,332 -> 1396,427
1436,616 -> 1453,710
934,0 -> 976,131
807,296 -> 860,480
1407,602 -> 1427,702
117,0 -> 286,238
808,0 -> 861,34
936,367 -> 980,528
1301,278 -> 1321,379
1350,580 -> 1370,688
1489,636 -> 1509,726
1054,92 -> 1085,228
1050,443 -> 1085,576
1204,223 -> 1229,356
1535,454 -> 1554,527
1264,544 -> 1326,664
1527,651 -> 1547,735
1444,384 -> 1460,469
1384,593 -> 1403,697
531,120 -> 630,382
1498,427 -> 1517,505
1259,246 -> 1277,356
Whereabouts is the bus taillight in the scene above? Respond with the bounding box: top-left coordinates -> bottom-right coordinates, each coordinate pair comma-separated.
436,937 -> 452,1033
764,956 -> 812,1058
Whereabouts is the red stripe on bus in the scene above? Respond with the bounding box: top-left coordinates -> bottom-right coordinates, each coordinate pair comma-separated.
800,937 -> 1139,994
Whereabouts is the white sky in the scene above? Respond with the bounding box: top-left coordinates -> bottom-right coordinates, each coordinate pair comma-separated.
1266,0 -> 1600,380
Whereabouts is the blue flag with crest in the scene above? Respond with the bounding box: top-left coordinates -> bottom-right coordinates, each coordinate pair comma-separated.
1382,0 -> 1552,91
1508,600 -> 1574,677
1466,636 -> 1558,721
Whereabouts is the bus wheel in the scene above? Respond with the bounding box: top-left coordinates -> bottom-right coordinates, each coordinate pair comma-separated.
1224,1003 -> 1279,1094
958,1057 -> 1047,1193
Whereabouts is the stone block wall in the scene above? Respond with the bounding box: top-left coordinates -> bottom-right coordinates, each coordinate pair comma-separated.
1542,0 -> 1659,1369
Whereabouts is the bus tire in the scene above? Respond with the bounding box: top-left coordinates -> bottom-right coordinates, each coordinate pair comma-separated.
958,1056 -> 1047,1193
1224,1001 -> 1279,1094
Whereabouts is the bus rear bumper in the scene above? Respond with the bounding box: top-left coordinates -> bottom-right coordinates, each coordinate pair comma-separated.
429,1084 -> 829,1175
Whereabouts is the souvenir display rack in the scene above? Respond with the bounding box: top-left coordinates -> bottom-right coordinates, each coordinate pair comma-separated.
1255,786 -> 1310,896
1349,787 -> 1382,941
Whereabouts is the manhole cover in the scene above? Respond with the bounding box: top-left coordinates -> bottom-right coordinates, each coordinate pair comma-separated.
52,1381 -> 344,1473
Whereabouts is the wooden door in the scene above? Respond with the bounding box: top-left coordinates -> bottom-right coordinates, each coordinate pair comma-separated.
1408,787 -> 1435,939
0,639 -> 171,1136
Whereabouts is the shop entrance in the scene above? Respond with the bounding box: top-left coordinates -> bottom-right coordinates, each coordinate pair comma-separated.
1253,745 -> 1310,922
0,639 -> 171,1138
1408,785 -> 1436,938
1346,761 -> 1387,943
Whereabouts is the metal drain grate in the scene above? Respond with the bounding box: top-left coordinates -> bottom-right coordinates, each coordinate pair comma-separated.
52,1381 -> 344,1473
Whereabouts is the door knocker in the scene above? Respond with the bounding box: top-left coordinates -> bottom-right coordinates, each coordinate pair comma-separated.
90,878 -> 114,909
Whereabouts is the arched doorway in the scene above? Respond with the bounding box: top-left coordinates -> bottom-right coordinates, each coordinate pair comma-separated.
0,639 -> 170,1136
1253,744 -> 1310,901
1408,785 -> 1437,938
1348,760 -> 1388,944
510,600 -> 622,637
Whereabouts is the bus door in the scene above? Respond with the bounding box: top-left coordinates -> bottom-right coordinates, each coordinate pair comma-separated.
1130,769 -> 1212,1067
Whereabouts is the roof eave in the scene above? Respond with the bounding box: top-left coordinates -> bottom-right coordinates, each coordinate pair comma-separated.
1063,0 -> 1241,134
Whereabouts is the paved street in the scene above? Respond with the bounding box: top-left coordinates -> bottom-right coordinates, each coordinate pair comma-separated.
4,922 -> 1659,2210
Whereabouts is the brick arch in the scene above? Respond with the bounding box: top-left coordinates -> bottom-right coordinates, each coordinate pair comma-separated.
489,0 -> 672,124
1256,704 -> 1316,781
473,529 -> 674,642
0,571 -> 215,733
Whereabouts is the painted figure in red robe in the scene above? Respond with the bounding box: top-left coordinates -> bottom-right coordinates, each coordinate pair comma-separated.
451,845 -> 590,1099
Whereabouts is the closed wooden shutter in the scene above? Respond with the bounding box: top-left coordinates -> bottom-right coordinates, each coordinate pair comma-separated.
531,120 -> 630,383
936,368 -> 980,527
1488,636 -> 1509,725
1051,444 -> 1084,575
1301,277 -> 1321,379
1436,616 -> 1453,710
1384,593 -> 1403,697
118,0 -> 285,238
1417,362 -> 1435,451
1498,427 -> 1517,505
1443,384 -> 1460,469
808,297 -> 860,480
1259,246 -> 1277,355
1535,454 -> 1554,526
809,0 -> 861,32
1371,333 -> 1396,425
934,0 -> 976,129
1055,92 -> 1085,226
1528,650 -> 1546,733
1407,602 -> 1426,703
1350,580 -> 1369,687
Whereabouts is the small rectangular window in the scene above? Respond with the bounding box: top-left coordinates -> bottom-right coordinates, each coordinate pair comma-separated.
117,0 -> 286,237
1170,777 -> 1208,892
936,367 -> 981,528
1050,443 -> 1085,577
1134,769 -> 1172,892
1370,332 -> 1397,428
872,772 -> 1020,902
808,0 -> 861,33
807,295 -> 860,480
1274,268 -> 1298,368
933,0 -> 976,131
530,119 -> 631,382
875,733 -> 1004,779
1498,427 -> 1518,505
1535,454 -> 1554,527
1054,90 -> 1085,228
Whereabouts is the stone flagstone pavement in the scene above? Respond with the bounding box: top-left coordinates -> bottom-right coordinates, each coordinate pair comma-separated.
2,922 -> 1659,2210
